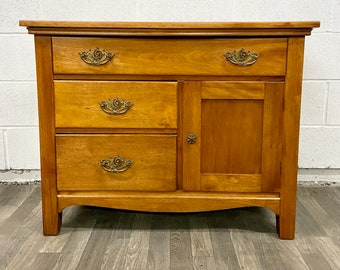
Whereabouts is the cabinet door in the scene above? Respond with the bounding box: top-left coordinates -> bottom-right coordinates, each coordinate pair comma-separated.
182,81 -> 283,192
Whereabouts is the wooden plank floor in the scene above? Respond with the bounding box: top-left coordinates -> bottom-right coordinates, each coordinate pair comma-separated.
0,184 -> 339,270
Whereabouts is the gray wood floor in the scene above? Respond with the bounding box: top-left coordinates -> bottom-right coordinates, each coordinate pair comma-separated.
0,184 -> 339,270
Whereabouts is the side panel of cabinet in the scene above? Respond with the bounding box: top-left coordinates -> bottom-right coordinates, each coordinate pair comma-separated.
34,36 -> 61,235
182,81 -> 283,193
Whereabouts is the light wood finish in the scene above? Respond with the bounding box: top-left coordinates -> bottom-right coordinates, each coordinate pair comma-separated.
191,82 -> 283,193
57,191 -> 280,214
201,174 -> 263,193
19,20 -> 321,29
278,37 -> 306,239
34,36 -> 61,236
182,82 -> 201,191
55,127 -> 177,134
1,184 -> 340,270
53,37 -> 287,76
56,134 -> 177,191
19,20 -> 320,36
201,98 -> 264,174
54,74 -> 286,82
202,82 -> 265,100
261,82 -> 284,192
54,81 -> 177,129
20,21 -> 319,239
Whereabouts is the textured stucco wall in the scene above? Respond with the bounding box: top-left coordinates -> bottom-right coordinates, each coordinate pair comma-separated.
0,0 -> 339,170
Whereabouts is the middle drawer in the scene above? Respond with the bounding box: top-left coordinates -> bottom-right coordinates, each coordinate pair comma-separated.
54,81 -> 177,129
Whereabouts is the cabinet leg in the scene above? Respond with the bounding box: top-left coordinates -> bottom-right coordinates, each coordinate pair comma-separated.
276,213 -> 295,240
42,210 -> 62,236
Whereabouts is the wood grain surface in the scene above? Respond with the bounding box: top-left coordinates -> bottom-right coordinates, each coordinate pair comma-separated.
54,81 -> 177,129
56,134 -> 177,191
52,37 -> 287,76
19,21 -> 320,37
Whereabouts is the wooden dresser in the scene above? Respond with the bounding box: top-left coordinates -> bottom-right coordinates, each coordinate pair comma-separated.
20,21 -> 319,239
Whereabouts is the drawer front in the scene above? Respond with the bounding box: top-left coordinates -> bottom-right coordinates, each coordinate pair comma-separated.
53,37 -> 287,76
56,135 -> 177,191
54,81 -> 177,129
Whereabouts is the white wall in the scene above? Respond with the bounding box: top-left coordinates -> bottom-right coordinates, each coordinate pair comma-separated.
0,0 -> 339,170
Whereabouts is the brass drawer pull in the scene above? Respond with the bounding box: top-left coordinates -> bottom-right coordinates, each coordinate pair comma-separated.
100,156 -> 133,173
224,48 -> 259,66
99,97 -> 133,115
79,47 -> 114,66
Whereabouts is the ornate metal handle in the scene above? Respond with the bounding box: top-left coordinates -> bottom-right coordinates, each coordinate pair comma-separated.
99,97 -> 133,115
79,47 -> 114,66
100,156 -> 133,173
186,134 -> 197,144
224,48 -> 259,66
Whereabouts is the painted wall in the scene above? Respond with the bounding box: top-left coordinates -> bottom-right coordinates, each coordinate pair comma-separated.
0,0 -> 339,169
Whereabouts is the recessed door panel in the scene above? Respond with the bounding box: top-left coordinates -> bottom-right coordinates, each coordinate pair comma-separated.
201,99 -> 263,174
182,81 -> 283,193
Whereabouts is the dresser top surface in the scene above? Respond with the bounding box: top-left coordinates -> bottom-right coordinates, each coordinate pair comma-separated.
19,20 -> 319,37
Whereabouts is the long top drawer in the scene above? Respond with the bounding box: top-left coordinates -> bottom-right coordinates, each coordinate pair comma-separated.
52,37 -> 287,76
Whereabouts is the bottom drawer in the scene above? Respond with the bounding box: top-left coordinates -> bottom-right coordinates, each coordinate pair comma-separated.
56,134 -> 177,191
